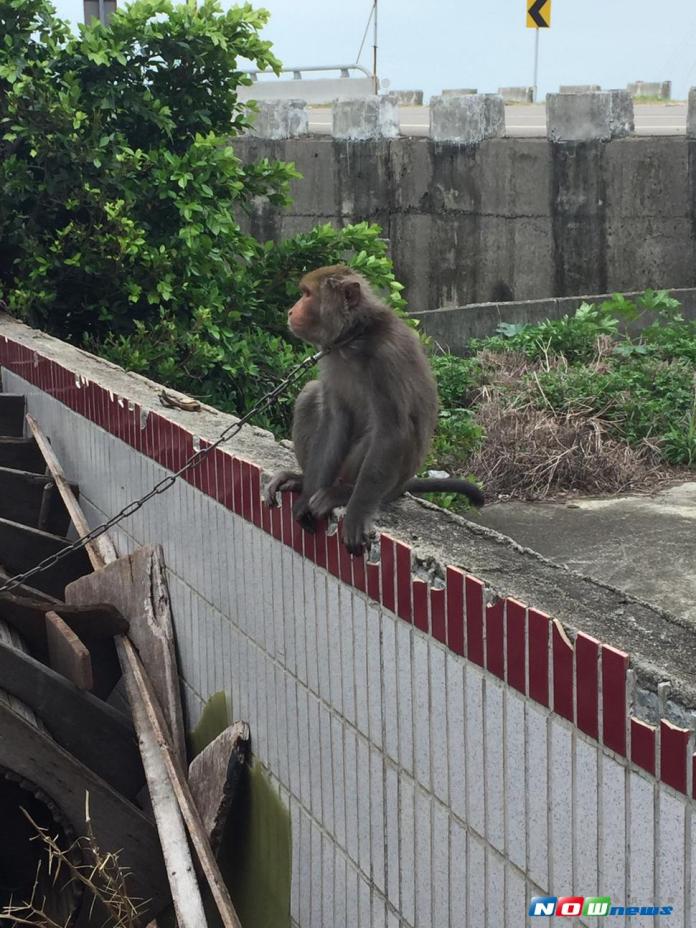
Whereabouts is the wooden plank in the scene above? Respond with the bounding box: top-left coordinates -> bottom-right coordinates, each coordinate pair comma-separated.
38,480 -> 74,536
188,722 -> 250,853
66,547 -> 186,764
45,610 -> 93,690
0,436 -> 45,473
0,638 -> 144,797
0,517 -> 91,598
26,415 -> 117,568
0,466 -> 55,529
0,393 -> 26,436
0,698 -> 169,924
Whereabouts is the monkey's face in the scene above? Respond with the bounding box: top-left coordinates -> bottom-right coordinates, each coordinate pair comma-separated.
287,285 -> 324,346
288,267 -> 363,348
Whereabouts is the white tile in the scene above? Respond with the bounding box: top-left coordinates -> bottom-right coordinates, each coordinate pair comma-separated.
310,820 -> 323,928
290,800 -> 300,922
346,861 -> 359,928
465,664 -> 485,837
504,865 -> 527,928
293,551 -> 308,686
413,635 -> 431,791
286,675 -> 300,800
282,545 -> 297,676
432,800 -> 450,928
467,834 -> 485,926
308,694 -> 322,820
447,654 -> 466,822
272,538 -> 287,663
382,614 -> 399,763
353,599 -> 370,738
370,747 -> 386,894
357,735 -> 372,877
415,788 -> 432,928
485,849 -> 505,928
297,683 -> 311,809
600,751 -> 627,906
358,875 -> 372,928
430,645 -> 449,805
385,763 -> 400,909
261,533 -> 276,659
691,809 -> 696,928
331,714 -> 347,849
366,603 -> 383,749
399,774 -> 416,926
327,578 -> 344,716
525,703 -> 549,889
334,850 -> 347,927
548,717 -> 573,892
322,834 -> 335,928
340,587 -> 357,727
275,663 -> 290,787
315,575 -> 331,702
253,645 -> 266,759
628,770 -> 656,928
303,561 -> 319,695
344,726 -> 360,863
657,786 -> 686,925
484,679 -> 505,853
396,621 -> 414,776
504,690 -> 527,872
298,810 -> 312,928
373,896 -> 389,928
264,652 -> 277,772
574,737 -> 599,903
319,704 -> 334,834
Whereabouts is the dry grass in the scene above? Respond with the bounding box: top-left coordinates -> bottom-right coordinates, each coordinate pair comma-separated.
463,349 -> 671,501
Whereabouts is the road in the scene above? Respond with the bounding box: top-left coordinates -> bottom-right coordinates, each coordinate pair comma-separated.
308,102 -> 689,137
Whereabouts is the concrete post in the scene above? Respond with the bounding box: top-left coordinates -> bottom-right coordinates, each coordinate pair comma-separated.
498,87 -> 534,104
245,100 -> 309,139
430,93 -> 505,144
627,80 -> 671,100
331,95 -> 399,140
442,88 -> 478,96
546,90 -> 634,142
687,89 -> 696,139
559,84 -> 601,93
392,90 -> 424,106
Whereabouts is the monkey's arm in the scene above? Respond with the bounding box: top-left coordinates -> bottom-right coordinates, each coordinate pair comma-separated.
293,403 -> 352,528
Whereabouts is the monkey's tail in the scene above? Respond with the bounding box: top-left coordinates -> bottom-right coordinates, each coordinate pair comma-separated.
404,477 -> 484,508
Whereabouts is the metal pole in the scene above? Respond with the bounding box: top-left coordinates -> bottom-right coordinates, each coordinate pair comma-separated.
533,28 -> 539,102
372,0 -> 378,94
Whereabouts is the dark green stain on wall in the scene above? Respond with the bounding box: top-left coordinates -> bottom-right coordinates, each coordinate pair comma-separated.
187,692 -> 292,927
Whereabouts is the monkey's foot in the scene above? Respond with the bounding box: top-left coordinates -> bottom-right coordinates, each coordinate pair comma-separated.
292,495 -> 317,533
264,470 -> 303,507
308,485 -> 353,520
341,514 -> 372,557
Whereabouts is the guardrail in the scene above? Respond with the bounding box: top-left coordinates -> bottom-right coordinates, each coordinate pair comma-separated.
238,63 -> 376,103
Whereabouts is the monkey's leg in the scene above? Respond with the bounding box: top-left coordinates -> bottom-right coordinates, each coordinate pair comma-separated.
264,471 -> 303,507
308,484 -> 354,519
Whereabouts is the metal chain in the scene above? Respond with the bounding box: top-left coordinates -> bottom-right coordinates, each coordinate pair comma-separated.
0,349 -> 323,593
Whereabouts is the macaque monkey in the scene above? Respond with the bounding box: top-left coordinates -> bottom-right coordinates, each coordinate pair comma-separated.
266,265 -> 484,554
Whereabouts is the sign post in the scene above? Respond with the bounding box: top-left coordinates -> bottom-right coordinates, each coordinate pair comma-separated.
526,0 -> 551,103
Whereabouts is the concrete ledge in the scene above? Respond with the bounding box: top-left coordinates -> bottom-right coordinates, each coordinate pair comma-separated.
430,93 -> 505,144
245,99 -> 309,139
331,95 -> 399,140
688,87 -> 696,138
628,80 -> 671,100
392,90 -> 423,106
546,90 -> 634,142
498,86 -> 534,104
559,84 -> 601,93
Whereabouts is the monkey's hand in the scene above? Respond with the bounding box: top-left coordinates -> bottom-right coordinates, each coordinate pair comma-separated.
341,512 -> 371,557
292,495 -> 317,533
309,485 -> 353,520
264,470 -> 303,507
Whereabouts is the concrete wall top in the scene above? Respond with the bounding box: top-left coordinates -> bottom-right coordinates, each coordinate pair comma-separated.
1,312 -> 695,716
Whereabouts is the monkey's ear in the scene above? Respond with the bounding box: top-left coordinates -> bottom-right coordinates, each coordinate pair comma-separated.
342,280 -> 362,308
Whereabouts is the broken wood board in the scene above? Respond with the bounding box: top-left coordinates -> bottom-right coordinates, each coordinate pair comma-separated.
0,392 -> 26,436
0,435 -> 44,473
188,722 -> 250,854
0,698 -> 170,924
65,545 -> 186,765
45,610 -> 93,690
0,466 -> 69,533
0,638 -> 144,797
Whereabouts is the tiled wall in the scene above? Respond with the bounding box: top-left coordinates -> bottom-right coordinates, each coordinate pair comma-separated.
1,334 -> 694,928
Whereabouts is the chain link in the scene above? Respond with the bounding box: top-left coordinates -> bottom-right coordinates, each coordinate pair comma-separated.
0,349 -> 323,593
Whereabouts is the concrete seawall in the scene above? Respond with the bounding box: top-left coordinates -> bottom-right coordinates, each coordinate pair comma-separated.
233,136 -> 696,311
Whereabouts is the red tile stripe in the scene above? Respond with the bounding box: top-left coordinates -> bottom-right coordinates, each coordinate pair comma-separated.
630,718 -> 657,776
505,599 -> 526,694
575,632 -> 600,740
601,645 -> 629,757
660,721 -> 690,794
0,333 -> 686,783
552,620 -> 574,723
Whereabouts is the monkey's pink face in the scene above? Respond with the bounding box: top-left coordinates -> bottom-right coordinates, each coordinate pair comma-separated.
287,286 -> 323,346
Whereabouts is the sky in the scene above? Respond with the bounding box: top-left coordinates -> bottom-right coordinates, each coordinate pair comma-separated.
51,0 -> 696,102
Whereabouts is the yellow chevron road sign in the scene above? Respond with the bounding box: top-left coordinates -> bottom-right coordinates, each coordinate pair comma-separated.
527,0 -> 551,28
